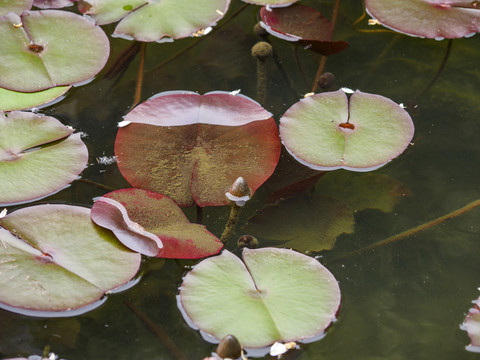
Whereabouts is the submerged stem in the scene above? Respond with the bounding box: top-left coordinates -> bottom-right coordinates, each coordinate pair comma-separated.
131,42 -> 146,110
220,203 -> 240,244
330,197 -> 480,263
124,300 -> 187,360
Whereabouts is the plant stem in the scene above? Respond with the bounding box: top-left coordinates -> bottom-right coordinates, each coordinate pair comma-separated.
131,42 -> 146,110
330,197 -> 480,263
414,39 -> 453,101
75,178 -> 116,192
124,300 -> 187,360
220,203 -> 240,244
256,57 -> 267,104
311,0 -> 341,93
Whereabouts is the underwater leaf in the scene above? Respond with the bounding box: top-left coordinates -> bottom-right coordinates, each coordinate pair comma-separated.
79,0 -> 230,42
115,91 -> 281,207
315,172 -> 410,212
0,204 -> 141,315
365,0 -> 480,39
0,0 -> 33,15
0,10 -> 109,92
0,85 -> 70,111
91,189 -> 223,259
0,111 -> 88,206
280,90 -> 414,172
260,4 -> 348,55
244,195 -> 354,252
179,248 -> 340,348
462,294 -> 480,353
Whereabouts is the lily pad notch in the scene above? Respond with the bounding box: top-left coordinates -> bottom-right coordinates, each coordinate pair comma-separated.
279,89 -> 414,172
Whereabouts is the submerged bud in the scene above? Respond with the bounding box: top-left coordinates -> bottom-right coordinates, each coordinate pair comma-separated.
254,22 -> 268,37
251,41 -> 273,61
226,177 -> 251,206
237,235 -> 259,249
317,72 -> 336,91
215,334 -> 242,359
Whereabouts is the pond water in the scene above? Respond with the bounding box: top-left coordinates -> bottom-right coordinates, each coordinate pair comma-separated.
2,1 -> 480,359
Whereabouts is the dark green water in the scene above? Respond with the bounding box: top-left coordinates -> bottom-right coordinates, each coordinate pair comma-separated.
2,1 -> 480,359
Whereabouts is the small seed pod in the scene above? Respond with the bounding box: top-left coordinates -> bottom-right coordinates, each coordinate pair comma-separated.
317,72 -> 335,91
237,235 -> 259,249
226,177 -> 251,206
251,41 -> 273,61
215,334 -> 242,359
253,22 -> 268,37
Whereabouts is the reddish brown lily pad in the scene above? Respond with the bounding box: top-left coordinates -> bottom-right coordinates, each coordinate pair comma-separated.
260,4 -> 348,55
91,188 -> 223,259
115,91 -> 281,207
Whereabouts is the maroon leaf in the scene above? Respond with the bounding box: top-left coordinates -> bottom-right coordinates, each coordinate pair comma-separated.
115,91 -> 281,207
91,188 -> 223,259
260,4 -> 348,56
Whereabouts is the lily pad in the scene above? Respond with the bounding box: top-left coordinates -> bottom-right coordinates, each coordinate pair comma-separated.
115,91 -> 281,207
279,90 -> 414,172
243,195 -> 354,252
241,0 -> 299,6
0,0 -> 32,15
260,4 -> 348,55
179,248 -> 340,348
79,0 -> 230,42
0,204 -> 141,315
0,85 -> 70,111
365,0 -> 480,39
0,10 -> 109,92
462,294 -> 480,353
315,172 -> 410,212
33,0 -> 73,9
0,111 -> 88,206
91,188 -> 223,259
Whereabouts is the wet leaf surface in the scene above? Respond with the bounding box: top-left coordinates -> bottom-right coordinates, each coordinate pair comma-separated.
260,4 -> 348,55
0,10 -> 109,92
366,0 -> 480,39
179,248 -> 340,348
279,90 -> 414,172
0,204 -> 141,314
91,188 -> 223,259
244,194 -> 354,252
0,111 -> 88,205
79,0 -> 230,42
115,91 -> 281,207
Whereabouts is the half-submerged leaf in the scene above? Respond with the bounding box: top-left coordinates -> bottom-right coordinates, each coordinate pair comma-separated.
0,10 -> 109,92
0,85 -> 70,111
115,91 -> 281,207
79,0 -> 230,42
0,204 -> 141,315
179,248 -> 340,348
260,4 -> 348,55
91,189 -> 223,259
280,90 -> 414,172
0,111 -> 88,205
366,0 -> 480,39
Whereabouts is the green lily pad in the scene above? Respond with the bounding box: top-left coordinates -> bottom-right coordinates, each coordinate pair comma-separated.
241,0 -> 299,6
0,10 -> 109,92
79,0 -> 230,42
0,204 -> 141,315
243,195 -> 354,252
0,0 -> 32,15
0,85 -> 70,111
179,248 -> 340,348
115,91 -> 281,207
279,90 -> 414,172
0,111 -> 88,205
